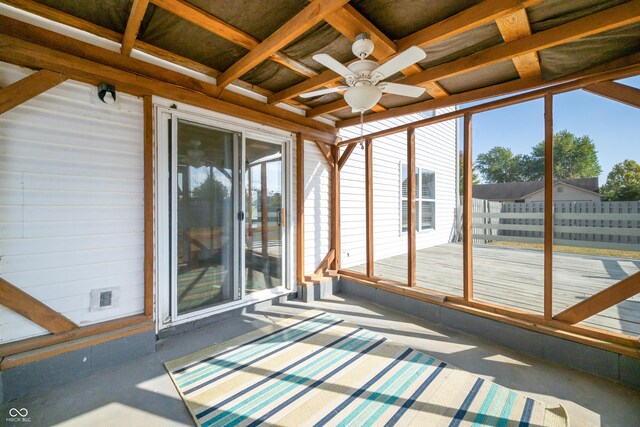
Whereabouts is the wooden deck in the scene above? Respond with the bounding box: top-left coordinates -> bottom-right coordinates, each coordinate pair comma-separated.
349,243 -> 640,336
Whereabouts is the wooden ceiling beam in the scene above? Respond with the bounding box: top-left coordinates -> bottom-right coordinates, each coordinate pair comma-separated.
150,0 -> 319,79
216,0 -> 350,89
121,0 -> 149,56
0,0 -> 316,111
336,51 -> 640,128
0,68 -> 66,114
0,0 -> 122,42
401,0 -> 640,87
268,0 -> 543,106
149,0 -> 256,49
267,68 -> 342,105
322,3 -> 397,59
0,15 -> 222,98
326,0 -> 640,116
495,8 -> 541,78
396,0 -> 543,51
0,34 -> 337,143
582,80 -> 640,109
320,2 -> 448,106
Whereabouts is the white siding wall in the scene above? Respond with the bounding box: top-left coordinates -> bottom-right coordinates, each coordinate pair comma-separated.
0,62 -> 144,343
303,142 -> 331,275
340,109 -> 458,268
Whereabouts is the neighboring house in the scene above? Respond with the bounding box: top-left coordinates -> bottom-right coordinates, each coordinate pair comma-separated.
472,178 -> 600,203
339,109 -> 458,269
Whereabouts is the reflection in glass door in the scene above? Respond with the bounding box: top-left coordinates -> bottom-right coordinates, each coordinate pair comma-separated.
245,138 -> 283,293
174,119 -> 238,315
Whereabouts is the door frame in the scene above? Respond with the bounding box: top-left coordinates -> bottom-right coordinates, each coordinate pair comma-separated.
243,132 -> 288,301
154,102 -> 294,330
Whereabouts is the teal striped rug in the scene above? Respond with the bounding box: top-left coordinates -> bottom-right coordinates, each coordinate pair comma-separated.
165,310 -> 568,427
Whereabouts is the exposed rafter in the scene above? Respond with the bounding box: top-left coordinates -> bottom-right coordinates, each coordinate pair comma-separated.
216,0 -> 350,89
149,0 -> 318,78
495,8 -> 541,78
267,0 -> 543,106
0,0 -> 316,112
318,2 -> 448,104
121,0 -> 149,55
326,0 -> 640,117
396,0 -> 543,51
323,4 -> 397,58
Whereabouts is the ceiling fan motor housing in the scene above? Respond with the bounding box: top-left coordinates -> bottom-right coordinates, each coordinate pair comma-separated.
353,33 -> 374,59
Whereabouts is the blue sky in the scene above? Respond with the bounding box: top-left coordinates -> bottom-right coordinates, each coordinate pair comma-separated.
462,76 -> 640,185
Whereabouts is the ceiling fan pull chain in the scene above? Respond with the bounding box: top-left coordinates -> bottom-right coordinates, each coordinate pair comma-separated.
359,111 -> 365,149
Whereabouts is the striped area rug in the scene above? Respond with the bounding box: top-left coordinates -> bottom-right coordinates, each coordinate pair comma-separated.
165,310 -> 569,427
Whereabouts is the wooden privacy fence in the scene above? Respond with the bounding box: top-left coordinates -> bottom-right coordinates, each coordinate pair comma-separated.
457,199 -> 640,251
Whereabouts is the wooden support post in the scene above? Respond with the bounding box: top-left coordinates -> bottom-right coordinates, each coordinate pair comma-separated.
407,128 -> 416,287
544,93 -> 554,320
261,162 -> 268,257
143,96 -> 153,318
463,113 -> 473,300
365,138 -> 374,277
0,278 -> 78,334
0,69 -> 66,114
330,144 -> 341,270
296,133 -> 305,284
554,271 -> 640,324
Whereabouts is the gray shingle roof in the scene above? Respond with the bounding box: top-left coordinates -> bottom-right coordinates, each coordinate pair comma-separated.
472,178 -> 599,201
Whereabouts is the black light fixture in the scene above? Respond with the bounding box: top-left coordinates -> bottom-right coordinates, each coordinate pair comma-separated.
97,82 -> 116,104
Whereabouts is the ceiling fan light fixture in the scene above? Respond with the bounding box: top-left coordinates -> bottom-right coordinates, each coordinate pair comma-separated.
344,85 -> 382,112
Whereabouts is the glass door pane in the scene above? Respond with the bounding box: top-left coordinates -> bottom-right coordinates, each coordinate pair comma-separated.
175,119 -> 237,315
245,138 -> 283,293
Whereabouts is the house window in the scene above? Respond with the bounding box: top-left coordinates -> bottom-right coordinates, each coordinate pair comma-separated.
401,164 -> 436,232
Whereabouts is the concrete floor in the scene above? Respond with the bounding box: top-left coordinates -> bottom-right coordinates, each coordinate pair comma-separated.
2,294 -> 639,426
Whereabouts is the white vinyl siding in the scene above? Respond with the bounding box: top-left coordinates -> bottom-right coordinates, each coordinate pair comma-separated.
339,109 -> 457,269
303,142 -> 331,275
0,62 -> 144,343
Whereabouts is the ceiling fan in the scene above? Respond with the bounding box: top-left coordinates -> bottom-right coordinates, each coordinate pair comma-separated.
300,33 -> 427,113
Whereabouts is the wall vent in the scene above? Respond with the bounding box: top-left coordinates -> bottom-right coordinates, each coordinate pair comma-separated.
90,287 -> 119,311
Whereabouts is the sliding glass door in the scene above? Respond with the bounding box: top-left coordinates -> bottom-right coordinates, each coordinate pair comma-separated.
174,119 -> 239,315
159,110 -> 289,324
244,138 -> 284,294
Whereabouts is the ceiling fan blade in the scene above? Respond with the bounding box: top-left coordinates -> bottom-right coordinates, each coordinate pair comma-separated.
313,54 -> 354,78
299,86 -> 348,98
379,82 -> 425,98
372,46 -> 426,80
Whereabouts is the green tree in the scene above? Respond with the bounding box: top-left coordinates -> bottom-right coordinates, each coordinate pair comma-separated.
459,152 -> 479,193
523,130 -> 602,180
600,160 -> 640,201
475,146 -> 524,183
